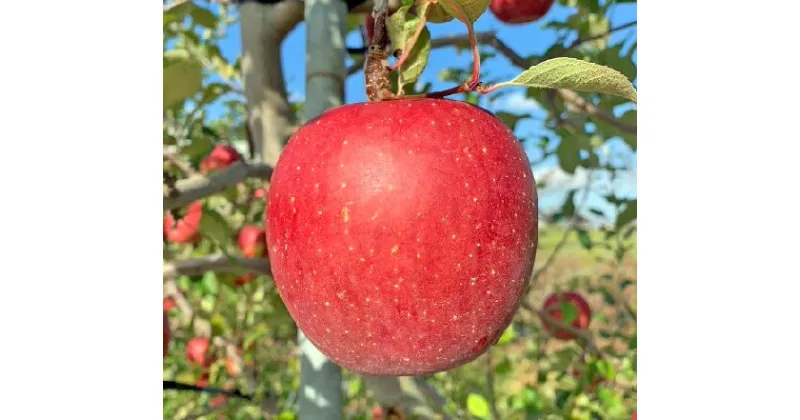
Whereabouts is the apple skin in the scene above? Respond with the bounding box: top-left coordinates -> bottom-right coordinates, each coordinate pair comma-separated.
186,337 -> 212,367
266,99 -> 538,376
200,144 -> 241,174
164,201 -> 203,244
237,225 -> 267,258
632,411 -> 636,420
541,292 -> 591,340
489,0 -> 554,25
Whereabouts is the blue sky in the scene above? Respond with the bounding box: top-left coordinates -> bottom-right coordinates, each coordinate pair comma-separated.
193,1 -> 637,225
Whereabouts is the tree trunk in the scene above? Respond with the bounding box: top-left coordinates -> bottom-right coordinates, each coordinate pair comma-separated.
297,0 -> 348,418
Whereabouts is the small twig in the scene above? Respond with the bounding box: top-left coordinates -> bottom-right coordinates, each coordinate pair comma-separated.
565,20 -> 637,50
163,380 -> 252,400
530,170 -> 595,284
486,351 -> 500,420
522,303 -> 601,356
163,255 -> 271,278
163,162 -> 273,211
164,150 -> 199,177
557,89 -> 636,134
531,226 -> 573,284
164,278 -> 194,325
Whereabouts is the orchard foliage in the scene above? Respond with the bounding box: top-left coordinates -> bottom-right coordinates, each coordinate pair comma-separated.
163,0 -> 637,418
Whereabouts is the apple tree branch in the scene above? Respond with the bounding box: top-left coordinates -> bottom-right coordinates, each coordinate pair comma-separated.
163,162 -> 273,211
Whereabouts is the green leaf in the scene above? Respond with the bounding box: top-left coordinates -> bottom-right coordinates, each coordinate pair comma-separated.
466,393 -> 490,419
494,357 -> 512,375
427,1 -> 455,23
202,272 -> 219,295
560,301 -> 578,324
562,191 -> 576,217
199,207 -> 233,246
386,5 -> 432,89
163,1 -> 192,27
497,324 -> 517,345
557,139 -> 580,174
500,57 -> 637,103
164,50 -> 203,109
600,288 -> 616,305
495,111 -> 527,132
276,412 -> 297,420
615,199 -> 637,230
346,13 -> 366,34
595,359 -> 617,381
576,229 -> 592,249
581,13 -> 610,49
210,313 -> 228,335
243,323 -> 269,350
347,377 -> 363,398
437,0 -> 491,23
189,5 -> 218,29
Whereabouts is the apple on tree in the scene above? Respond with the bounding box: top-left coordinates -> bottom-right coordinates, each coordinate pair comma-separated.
163,296 -> 177,312
541,291 -> 592,340
237,225 -> 267,258
199,144 -> 241,174
266,99 -> 539,376
234,274 -> 254,287
164,201 -> 203,244
265,0 -> 635,378
186,337 -> 213,367
489,0 -> 554,25
196,371 -> 210,388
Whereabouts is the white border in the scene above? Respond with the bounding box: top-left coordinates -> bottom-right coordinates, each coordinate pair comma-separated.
1,2 -> 162,417
2,1 -> 799,418
640,1 -> 799,418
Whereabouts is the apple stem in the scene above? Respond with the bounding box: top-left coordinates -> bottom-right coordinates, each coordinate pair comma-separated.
388,6 -> 430,73
364,5 -> 396,101
466,20 -> 482,89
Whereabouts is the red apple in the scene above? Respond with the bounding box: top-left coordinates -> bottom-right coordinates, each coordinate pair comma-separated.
541,292 -> 591,340
196,371 -> 210,388
234,274 -> 254,287
632,411 -> 636,420
200,144 -> 241,174
489,0 -> 554,25
210,395 -> 227,408
237,225 -> 267,258
372,405 -> 383,420
254,188 -> 268,199
266,99 -> 538,375
164,201 -> 203,244
163,296 -> 177,312
186,337 -> 212,367
163,313 -> 170,358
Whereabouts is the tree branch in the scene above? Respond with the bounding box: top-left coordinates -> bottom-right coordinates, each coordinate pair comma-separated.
557,89 -> 636,134
239,1 -> 304,167
565,20 -> 637,50
163,255 -> 271,278
163,162 -> 273,211
345,30 -> 636,134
